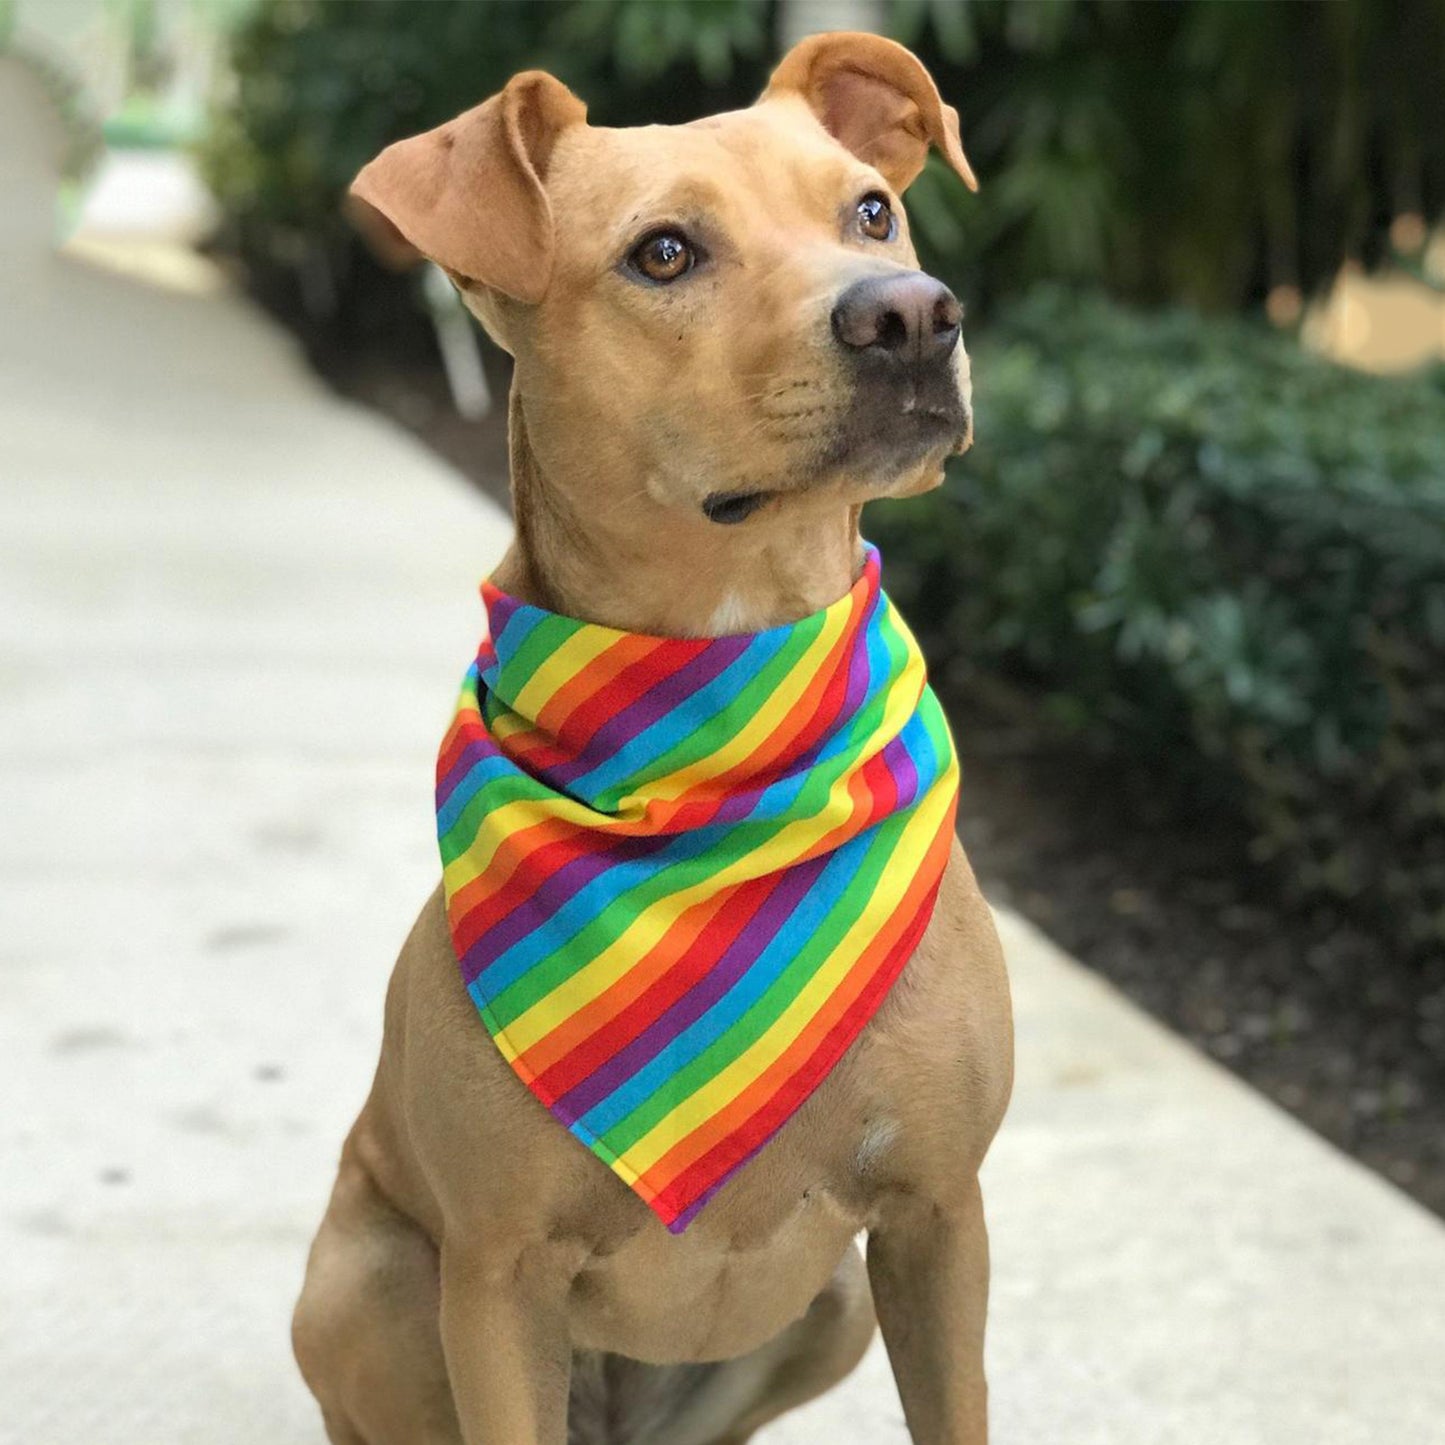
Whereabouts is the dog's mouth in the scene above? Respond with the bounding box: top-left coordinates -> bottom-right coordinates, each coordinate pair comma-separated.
828,389 -> 970,476
872,385 -> 968,441
700,386 -> 966,522
702,490 -> 770,525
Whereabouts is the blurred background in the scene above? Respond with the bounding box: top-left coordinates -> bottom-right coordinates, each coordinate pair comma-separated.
4,1 -> 1445,1438
4,0 -> 1444,1270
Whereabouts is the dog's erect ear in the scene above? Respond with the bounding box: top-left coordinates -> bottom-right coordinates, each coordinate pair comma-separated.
764,32 -> 976,194
350,71 -> 586,303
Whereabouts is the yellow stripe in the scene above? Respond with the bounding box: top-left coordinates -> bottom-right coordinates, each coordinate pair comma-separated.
488,710 -> 535,746
507,625 -> 620,721
493,658 -> 929,1056
613,769 -> 956,1176
442,790 -> 599,894
614,596 -> 857,810
446,621 -> 924,898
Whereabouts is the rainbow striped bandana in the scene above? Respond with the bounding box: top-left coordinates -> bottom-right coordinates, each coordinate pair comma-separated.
436,544 -> 959,1233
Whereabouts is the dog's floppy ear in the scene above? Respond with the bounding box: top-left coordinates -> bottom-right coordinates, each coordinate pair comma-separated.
764,31 -> 976,194
350,71 -> 586,303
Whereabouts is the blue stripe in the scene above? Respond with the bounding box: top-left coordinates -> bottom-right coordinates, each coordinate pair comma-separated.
575,826 -> 877,1138
459,613 -> 918,998
474,793 -> 787,1004
437,747 -> 517,836
469,663 -> 911,1006
562,628 -> 792,801
484,604 -> 548,693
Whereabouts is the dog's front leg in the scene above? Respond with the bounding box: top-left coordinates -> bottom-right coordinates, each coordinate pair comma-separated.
439,1240 -> 573,1445
867,1176 -> 991,1444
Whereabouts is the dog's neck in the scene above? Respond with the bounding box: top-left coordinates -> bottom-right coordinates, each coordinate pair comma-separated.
490,388 -> 863,638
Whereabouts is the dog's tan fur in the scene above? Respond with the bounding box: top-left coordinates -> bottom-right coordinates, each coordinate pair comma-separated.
294,34 -> 1013,1445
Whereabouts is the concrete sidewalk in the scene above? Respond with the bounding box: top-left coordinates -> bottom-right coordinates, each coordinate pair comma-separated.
4,131 -> 1445,1445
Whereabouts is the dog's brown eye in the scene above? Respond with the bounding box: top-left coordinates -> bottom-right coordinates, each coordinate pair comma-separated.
630,232 -> 694,283
857,193 -> 895,241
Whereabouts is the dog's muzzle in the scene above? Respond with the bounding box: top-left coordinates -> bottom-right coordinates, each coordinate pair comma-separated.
829,272 -> 969,464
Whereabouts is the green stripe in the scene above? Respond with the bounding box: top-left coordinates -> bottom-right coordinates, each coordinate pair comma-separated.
483,665 -> 905,1028
439,759 -> 557,865
589,608 -> 828,814
597,808 -> 911,1156
493,614 -> 584,702
916,686 -> 953,771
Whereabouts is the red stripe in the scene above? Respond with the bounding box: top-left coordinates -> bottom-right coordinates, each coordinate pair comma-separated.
525,871 -> 788,1098
503,637 -> 715,783
559,638 -> 710,748
861,744 -> 900,822
535,586 -> 870,833
651,881 -> 938,1222
672,583 -> 870,810
437,714 -> 481,788
535,634 -> 663,739
642,810 -> 954,1216
448,819 -> 624,950
453,696 -> 912,954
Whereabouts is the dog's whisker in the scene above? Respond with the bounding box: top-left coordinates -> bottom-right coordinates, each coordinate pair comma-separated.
737,378 -> 824,407
758,403 -> 831,421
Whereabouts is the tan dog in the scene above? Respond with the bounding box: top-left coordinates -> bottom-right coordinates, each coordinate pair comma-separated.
293,32 -> 1012,1445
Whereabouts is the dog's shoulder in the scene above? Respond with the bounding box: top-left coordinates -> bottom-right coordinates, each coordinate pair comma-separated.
856,840 -> 1014,1188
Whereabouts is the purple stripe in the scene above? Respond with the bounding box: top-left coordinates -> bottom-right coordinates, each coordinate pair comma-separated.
880,734 -> 920,809
458,832 -> 673,986
707,778 -> 783,827
545,634 -> 753,789
841,587 -> 883,711
437,734 -> 499,812
552,852 -> 825,1119
778,583 -> 884,779
691,586 -> 884,829
484,590 -> 522,643
665,1135 -> 772,1232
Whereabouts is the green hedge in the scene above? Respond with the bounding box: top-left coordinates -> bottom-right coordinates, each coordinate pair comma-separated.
869,290 -> 1445,958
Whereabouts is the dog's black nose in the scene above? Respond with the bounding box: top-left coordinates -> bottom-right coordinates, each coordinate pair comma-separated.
831,273 -> 962,367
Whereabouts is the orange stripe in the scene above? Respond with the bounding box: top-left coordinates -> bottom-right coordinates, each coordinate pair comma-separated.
536,633 -> 665,744
510,730 -> 904,1076
614,691 -> 896,845
649,884 -> 935,1222
535,635 -> 643,737
446,811 -> 598,935
450,684 -> 903,949
511,883 -> 738,1078
448,585 -> 874,838
437,707 -> 481,779
635,813 -> 953,1199
692,587 -> 865,798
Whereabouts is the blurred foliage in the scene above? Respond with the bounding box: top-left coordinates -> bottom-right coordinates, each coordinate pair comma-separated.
200,0 -> 768,295
869,290 -> 1445,959
202,0 -> 1445,313
899,0 -> 1445,310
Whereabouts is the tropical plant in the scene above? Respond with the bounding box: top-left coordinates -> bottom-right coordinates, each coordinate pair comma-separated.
200,0 -> 769,282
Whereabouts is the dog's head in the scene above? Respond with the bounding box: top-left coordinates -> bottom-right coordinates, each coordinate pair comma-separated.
352,32 -> 976,531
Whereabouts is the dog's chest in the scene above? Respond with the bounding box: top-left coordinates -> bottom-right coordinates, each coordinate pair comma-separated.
564,1061 -> 894,1362
568,1182 -> 866,1363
